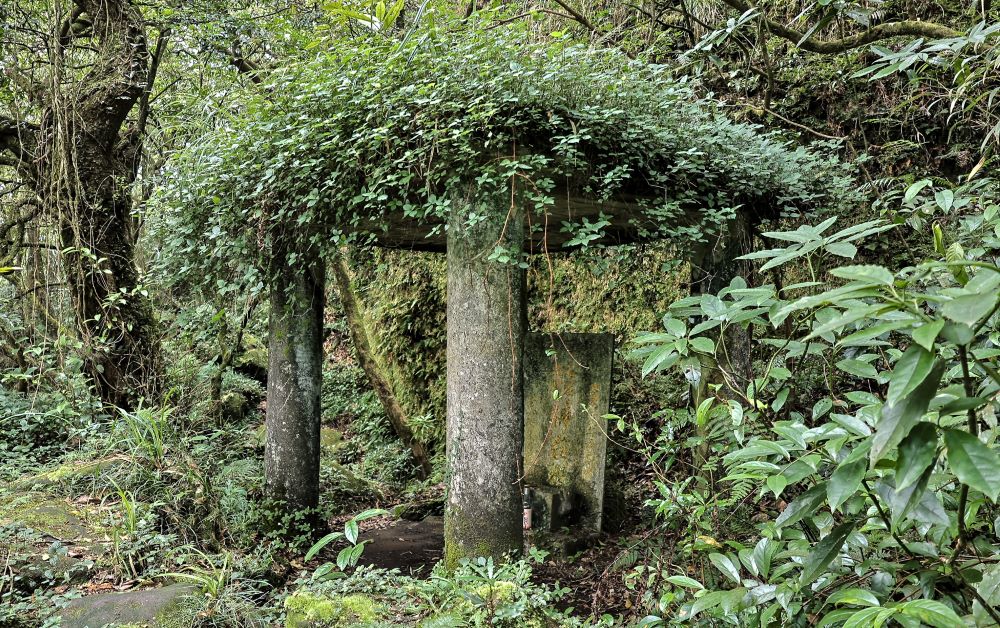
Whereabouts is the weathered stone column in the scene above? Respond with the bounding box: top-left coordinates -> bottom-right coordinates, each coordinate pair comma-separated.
444,194 -> 525,568
265,252 -> 325,524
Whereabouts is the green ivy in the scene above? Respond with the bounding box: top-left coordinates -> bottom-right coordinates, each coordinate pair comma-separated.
159,26 -> 856,288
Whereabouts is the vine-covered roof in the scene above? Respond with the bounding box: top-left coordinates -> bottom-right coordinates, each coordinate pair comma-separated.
162,29 -> 857,270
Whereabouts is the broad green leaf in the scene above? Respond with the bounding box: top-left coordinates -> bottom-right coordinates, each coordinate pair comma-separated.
825,241 -> 857,258
887,345 -> 935,406
829,265 -> 894,285
912,319 -> 944,351
690,337 -> 715,354
665,575 -> 704,590
818,609 -> 862,627
973,565 -> 1000,626
799,521 -> 855,587
345,519 -> 359,544
827,588 -> 880,607
842,606 -> 895,628
944,429 -> 1000,501
904,179 -> 931,203
934,188 -> 955,212
752,538 -> 774,579
665,317 -> 686,336
891,467 -> 934,525
305,531 -> 345,561
940,322 -> 974,345
942,292 -> 998,326
709,553 -> 741,584
690,590 -> 734,617
828,443 -> 870,512
767,474 -> 788,498
898,599 -> 964,627
776,482 -> 828,528
836,358 -> 879,379
872,360 -> 944,462
895,422 -> 938,490
641,344 -> 679,377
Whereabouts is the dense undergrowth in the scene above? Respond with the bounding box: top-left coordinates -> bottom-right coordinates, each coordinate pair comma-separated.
4,1 -> 1000,627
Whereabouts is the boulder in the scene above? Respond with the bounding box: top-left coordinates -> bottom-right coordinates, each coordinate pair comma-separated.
57,583 -> 199,628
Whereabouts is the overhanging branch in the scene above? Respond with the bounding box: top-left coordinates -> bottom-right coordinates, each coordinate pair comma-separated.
719,0 -> 961,53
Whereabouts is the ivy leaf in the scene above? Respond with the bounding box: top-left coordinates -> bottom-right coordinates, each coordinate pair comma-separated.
898,599 -> 964,627
895,422 -> 938,491
799,521 -> 855,587
886,345 -> 935,406
872,360 -> 944,463
828,442 -> 870,512
944,429 -> 1000,501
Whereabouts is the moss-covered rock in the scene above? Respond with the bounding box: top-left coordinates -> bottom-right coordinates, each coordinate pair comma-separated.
12,457 -> 118,490
56,583 -> 199,628
0,493 -> 99,544
285,591 -> 382,627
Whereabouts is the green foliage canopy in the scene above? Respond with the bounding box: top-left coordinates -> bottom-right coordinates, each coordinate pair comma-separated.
161,29 -> 857,286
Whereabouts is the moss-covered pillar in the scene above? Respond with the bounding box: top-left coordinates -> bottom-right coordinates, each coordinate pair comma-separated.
444,193 -> 525,568
265,251 -> 325,525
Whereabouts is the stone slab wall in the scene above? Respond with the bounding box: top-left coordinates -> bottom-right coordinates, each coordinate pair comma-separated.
523,332 -> 613,532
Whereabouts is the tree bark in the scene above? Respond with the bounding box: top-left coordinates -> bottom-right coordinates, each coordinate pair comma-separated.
265,252 -> 325,524
17,0 -> 162,410
689,210 -> 755,478
444,192 -> 525,568
329,252 -> 433,479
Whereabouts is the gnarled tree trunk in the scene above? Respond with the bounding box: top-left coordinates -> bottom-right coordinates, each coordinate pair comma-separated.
2,0 -> 162,410
444,192 -> 525,568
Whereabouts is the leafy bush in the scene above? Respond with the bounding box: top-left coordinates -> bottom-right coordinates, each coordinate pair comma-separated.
633,183 -> 1000,625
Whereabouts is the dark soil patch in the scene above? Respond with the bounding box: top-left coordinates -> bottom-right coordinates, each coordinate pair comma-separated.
356,515 -> 443,577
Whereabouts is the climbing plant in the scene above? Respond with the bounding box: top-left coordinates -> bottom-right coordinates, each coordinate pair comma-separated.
158,26 -> 856,286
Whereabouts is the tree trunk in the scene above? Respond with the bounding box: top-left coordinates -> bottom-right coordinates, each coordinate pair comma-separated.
444,193 -> 525,568
690,210 -> 755,477
265,253 -> 325,524
37,0 -> 160,410
329,252 -> 433,479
